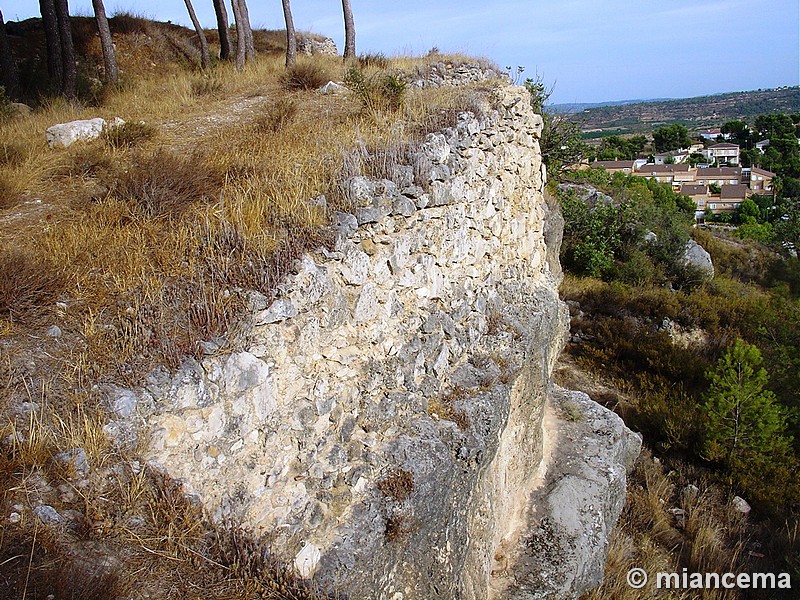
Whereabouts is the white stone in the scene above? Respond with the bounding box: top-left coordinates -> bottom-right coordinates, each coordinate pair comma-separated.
354,283 -> 379,323
320,81 -> 347,95
341,247 -> 371,285
732,496 -> 751,514
256,298 -> 297,324
46,118 -> 107,148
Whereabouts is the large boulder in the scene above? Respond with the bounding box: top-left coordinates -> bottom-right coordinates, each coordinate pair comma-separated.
682,239 -> 714,280
45,117 -> 124,149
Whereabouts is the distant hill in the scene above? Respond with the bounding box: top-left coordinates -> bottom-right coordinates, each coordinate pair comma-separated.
572,87 -> 800,137
549,99 -> 672,113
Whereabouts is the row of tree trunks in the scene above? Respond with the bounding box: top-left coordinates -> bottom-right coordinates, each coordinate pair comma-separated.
0,10 -> 20,99
30,0 -> 354,98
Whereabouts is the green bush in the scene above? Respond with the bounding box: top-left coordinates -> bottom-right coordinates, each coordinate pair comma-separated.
344,66 -> 407,113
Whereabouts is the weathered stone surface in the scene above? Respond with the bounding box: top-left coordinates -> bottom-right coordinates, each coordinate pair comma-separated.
488,387 -> 641,599
116,80 -> 637,600
256,298 -> 297,324
683,239 -> 715,280
46,117 -> 123,148
297,35 -> 338,56
319,81 -> 347,95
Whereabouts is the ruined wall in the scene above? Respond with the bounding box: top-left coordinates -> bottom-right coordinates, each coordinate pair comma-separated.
118,83 -> 639,599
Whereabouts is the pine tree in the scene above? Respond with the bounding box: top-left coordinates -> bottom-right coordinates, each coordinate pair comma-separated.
702,339 -> 791,468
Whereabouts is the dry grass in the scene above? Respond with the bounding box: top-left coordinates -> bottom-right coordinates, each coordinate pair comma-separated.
582,451 -> 756,600
0,32 -> 499,597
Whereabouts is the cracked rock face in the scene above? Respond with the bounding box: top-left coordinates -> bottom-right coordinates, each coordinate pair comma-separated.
490,387 -> 642,599
113,81 -> 639,599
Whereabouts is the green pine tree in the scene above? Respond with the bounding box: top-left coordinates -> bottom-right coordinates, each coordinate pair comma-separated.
702,339 -> 791,469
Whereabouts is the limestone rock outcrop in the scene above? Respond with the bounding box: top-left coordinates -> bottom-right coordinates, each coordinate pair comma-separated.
113,82 -> 639,599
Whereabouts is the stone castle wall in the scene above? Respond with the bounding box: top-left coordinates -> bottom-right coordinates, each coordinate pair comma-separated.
119,82 -> 639,599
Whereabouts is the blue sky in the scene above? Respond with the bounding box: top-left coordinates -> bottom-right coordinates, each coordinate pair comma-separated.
6,0 -> 799,103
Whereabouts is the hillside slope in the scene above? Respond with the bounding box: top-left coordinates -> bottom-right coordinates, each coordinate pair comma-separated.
576,87 -> 800,135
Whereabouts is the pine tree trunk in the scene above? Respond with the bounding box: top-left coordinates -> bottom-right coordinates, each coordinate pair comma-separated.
281,0 -> 296,69
183,0 -> 210,69
212,0 -> 231,61
229,0 -> 245,71
39,0 -> 63,86
54,0 -> 76,98
91,0 -> 118,83
0,11 -> 20,100
342,0 -> 355,59
238,0 -> 255,61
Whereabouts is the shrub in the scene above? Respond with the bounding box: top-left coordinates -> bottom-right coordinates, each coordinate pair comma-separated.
0,250 -> 65,322
357,52 -> 389,69
281,61 -> 331,91
344,66 -> 407,113
377,469 -> 414,502
191,75 -> 224,97
112,150 -> 224,218
0,87 -> 15,123
103,121 -> 157,149
254,98 -> 298,133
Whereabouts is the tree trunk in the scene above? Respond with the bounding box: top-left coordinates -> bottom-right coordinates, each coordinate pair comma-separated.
229,0 -> 245,70
0,11 -> 20,100
341,0 -> 355,59
238,0 -> 255,61
39,0 -> 63,86
281,0 -> 296,69
54,0 -> 76,98
91,0 -> 118,83
212,0 -> 231,61
182,0 -> 210,69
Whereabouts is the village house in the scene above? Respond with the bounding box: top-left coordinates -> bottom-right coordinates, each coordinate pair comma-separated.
748,166 -> 775,192
700,128 -> 720,140
653,149 -> 689,164
635,163 -> 691,185
694,167 -> 742,186
680,184 -> 710,219
702,142 -> 740,165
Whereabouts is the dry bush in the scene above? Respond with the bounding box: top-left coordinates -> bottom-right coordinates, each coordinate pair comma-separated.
192,74 -> 225,97
103,120 -> 157,149
429,388 -> 471,430
584,451 -> 754,600
111,149 -> 225,218
255,98 -> 299,133
281,60 -> 332,91
377,469 -> 415,502
0,250 -> 64,323
357,52 -> 390,70
0,142 -> 24,167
